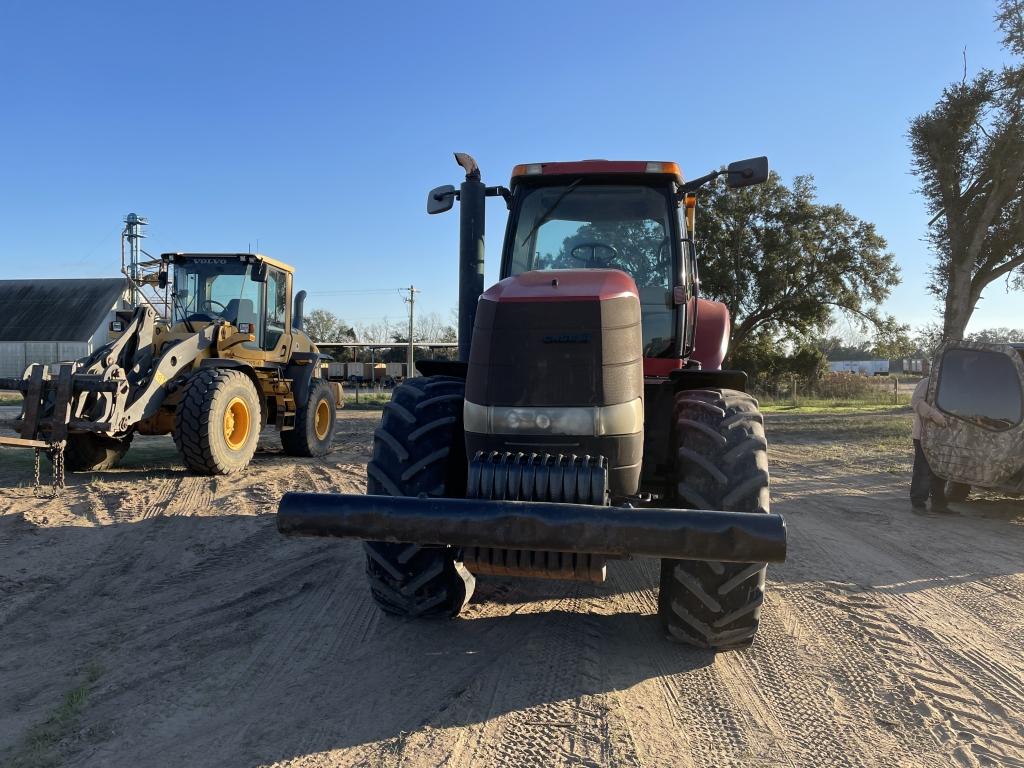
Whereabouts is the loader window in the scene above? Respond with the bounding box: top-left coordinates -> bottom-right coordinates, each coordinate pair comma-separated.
171,259 -> 263,349
508,184 -> 677,356
936,348 -> 1022,431
265,268 -> 288,350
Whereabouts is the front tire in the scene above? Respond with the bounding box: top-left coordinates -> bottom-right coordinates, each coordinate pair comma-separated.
173,368 -> 261,475
363,375 -> 474,618
281,378 -> 336,457
658,388 -> 770,650
61,432 -> 133,472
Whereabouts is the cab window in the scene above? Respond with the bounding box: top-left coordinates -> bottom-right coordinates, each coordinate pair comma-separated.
509,184 -> 677,356
937,348 -> 1023,430
265,268 -> 288,351
171,258 -> 263,349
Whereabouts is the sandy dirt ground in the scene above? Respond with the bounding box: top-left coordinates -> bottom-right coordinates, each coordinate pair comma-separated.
1,405 -> 1023,768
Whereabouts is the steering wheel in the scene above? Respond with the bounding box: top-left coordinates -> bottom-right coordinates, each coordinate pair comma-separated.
570,242 -> 620,268
201,298 -> 229,315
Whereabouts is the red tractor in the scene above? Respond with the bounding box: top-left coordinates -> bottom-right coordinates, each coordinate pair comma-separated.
279,154 -> 786,649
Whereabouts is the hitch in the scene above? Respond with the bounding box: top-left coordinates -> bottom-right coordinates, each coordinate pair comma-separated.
277,492 -> 787,564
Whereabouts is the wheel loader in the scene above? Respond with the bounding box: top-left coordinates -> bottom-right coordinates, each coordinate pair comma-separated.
278,154 -> 787,649
921,340 -> 1024,501
0,253 -> 338,485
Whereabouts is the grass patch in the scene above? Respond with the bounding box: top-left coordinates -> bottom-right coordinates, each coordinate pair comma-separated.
759,398 -> 908,414
6,663 -> 103,768
766,409 -> 915,467
0,393 -> 23,406
342,393 -> 390,410
757,397 -> 909,415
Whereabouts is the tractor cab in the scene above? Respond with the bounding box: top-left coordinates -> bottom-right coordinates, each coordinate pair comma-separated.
500,162 -> 692,368
160,253 -> 296,355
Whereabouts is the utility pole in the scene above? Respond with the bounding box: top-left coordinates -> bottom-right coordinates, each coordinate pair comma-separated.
403,285 -> 420,379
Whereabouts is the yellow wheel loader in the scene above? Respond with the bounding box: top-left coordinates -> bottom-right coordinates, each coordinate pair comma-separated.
0,253 -> 339,487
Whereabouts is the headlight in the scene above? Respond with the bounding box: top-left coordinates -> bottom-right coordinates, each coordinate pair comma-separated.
464,398 -> 642,436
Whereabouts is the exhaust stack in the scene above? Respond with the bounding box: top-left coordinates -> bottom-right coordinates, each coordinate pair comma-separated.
456,153 -> 485,363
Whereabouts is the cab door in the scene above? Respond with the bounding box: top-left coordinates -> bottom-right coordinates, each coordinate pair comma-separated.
262,267 -> 292,363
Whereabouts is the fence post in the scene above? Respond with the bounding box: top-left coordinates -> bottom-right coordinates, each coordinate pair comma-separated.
791,374 -> 797,407
893,375 -> 899,405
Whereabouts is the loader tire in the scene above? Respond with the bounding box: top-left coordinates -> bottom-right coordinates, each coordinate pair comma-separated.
362,375 -> 474,618
61,432 -> 133,472
173,368 -> 260,475
281,378 -> 336,457
658,388 -> 770,650
946,481 -> 971,502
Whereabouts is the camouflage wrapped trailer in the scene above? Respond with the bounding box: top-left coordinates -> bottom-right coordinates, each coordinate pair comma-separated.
922,340 -> 1024,497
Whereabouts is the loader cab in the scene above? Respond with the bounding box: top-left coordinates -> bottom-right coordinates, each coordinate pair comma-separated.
498,162 -> 696,371
162,253 -> 295,358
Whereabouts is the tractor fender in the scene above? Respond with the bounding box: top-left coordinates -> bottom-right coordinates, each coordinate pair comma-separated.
690,298 -> 730,371
197,359 -> 265,420
285,352 -> 327,407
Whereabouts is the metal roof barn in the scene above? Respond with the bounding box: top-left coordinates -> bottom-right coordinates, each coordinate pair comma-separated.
0,278 -> 128,378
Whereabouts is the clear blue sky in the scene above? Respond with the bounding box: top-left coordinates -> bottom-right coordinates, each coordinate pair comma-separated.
0,0 -> 1017,335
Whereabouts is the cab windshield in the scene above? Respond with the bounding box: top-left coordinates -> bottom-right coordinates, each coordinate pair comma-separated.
937,348 -> 1023,430
508,183 -> 678,356
171,258 -> 264,347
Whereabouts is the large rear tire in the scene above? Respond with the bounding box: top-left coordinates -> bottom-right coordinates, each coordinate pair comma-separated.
173,368 -> 261,475
61,432 -> 133,472
363,375 -> 474,618
658,388 -> 770,650
281,378 -> 336,457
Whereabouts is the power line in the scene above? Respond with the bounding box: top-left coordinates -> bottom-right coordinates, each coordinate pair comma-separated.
306,287 -> 408,296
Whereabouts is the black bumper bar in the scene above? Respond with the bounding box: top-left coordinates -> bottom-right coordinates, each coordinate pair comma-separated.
277,492 -> 786,564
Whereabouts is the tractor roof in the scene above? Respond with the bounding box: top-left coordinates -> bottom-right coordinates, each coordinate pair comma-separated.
161,252 -> 295,274
510,160 -> 683,184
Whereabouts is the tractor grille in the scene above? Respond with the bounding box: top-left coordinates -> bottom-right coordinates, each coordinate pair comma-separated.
463,451 -> 609,583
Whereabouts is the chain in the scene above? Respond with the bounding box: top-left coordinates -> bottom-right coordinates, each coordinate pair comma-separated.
33,448 -> 41,494
33,443 -> 65,498
53,443 -> 65,495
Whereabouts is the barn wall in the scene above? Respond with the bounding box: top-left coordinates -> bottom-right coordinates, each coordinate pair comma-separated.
0,341 -> 90,379
0,300 -> 121,381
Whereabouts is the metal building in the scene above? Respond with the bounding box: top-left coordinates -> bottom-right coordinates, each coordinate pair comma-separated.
0,278 -> 129,378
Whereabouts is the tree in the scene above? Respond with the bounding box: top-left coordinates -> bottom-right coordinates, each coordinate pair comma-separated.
967,326 -> 1024,342
304,308 -> 354,343
915,323 -> 946,358
729,332 -> 828,383
697,172 -> 901,355
909,0 -> 1024,340
871,317 -> 918,360
355,318 -> 401,345
414,311 -> 457,343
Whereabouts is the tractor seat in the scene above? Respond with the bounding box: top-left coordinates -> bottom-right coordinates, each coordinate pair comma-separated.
223,298 -> 257,329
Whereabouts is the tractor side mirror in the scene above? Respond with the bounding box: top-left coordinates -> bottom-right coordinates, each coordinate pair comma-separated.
725,156 -> 769,189
427,185 -> 456,215
157,269 -> 168,289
